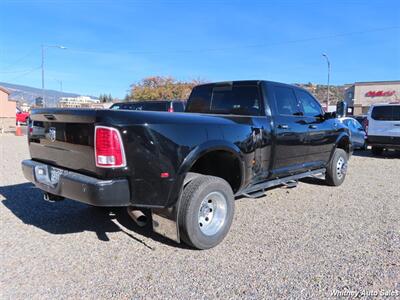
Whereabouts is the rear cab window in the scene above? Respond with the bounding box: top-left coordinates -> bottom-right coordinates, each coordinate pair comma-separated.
371,106 -> 400,121
173,102 -> 185,112
186,83 -> 262,116
141,102 -> 169,111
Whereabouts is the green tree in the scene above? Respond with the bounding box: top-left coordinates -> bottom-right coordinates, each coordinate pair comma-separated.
129,76 -> 205,101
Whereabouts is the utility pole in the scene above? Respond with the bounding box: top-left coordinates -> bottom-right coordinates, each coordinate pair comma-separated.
41,44 -> 66,107
54,79 -> 63,92
322,53 -> 331,111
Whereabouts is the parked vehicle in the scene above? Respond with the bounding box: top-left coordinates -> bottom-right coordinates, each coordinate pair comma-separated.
110,100 -> 185,112
339,117 -> 367,149
28,120 -> 45,139
16,108 -> 30,124
22,80 -> 352,249
366,103 -> 400,155
352,115 -> 368,130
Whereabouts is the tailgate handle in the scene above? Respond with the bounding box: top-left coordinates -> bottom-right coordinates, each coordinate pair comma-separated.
44,114 -> 56,120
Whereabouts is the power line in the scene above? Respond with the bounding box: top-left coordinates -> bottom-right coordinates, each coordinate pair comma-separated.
1,49 -> 37,71
0,67 -> 40,74
7,66 -> 41,81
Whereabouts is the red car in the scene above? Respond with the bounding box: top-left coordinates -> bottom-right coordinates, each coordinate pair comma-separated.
16,108 -> 30,124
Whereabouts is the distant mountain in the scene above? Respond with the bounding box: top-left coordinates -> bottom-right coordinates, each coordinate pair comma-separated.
0,82 -> 96,107
295,83 -> 346,105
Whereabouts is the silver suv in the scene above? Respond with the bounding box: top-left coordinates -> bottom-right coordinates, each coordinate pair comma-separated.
366,103 -> 400,154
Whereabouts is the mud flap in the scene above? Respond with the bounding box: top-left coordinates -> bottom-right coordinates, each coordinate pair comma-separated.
151,172 -> 201,243
152,206 -> 180,243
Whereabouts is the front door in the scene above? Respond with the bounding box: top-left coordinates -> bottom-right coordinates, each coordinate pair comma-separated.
295,89 -> 336,166
271,85 -> 309,176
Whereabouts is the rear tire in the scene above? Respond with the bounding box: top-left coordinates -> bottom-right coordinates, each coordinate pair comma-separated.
178,174 -> 234,250
325,148 -> 348,186
371,147 -> 383,155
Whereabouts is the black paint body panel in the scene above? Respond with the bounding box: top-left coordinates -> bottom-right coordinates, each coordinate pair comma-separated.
26,81 -> 350,208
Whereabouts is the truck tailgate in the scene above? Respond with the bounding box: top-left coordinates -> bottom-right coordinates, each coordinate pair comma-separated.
29,109 -> 97,175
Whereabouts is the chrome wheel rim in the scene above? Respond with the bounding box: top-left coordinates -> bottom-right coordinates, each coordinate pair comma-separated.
336,156 -> 347,180
198,191 -> 227,236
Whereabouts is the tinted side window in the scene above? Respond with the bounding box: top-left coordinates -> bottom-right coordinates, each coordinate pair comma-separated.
274,86 -> 301,116
371,106 -> 394,121
393,106 -> 400,121
296,90 -> 322,117
353,120 -> 363,129
173,102 -> 185,112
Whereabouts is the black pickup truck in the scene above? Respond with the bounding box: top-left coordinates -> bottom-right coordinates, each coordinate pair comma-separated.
22,80 -> 351,249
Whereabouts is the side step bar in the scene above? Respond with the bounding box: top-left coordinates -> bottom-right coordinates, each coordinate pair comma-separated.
241,168 -> 326,198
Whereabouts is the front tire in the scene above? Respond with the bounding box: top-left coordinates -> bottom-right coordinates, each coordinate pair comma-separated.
178,174 -> 234,250
325,148 -> 348,186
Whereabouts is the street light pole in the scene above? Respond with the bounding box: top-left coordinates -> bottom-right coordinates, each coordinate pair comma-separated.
41,45 -> 45,106
41,44 -> 66,107
322,53 -> 331,111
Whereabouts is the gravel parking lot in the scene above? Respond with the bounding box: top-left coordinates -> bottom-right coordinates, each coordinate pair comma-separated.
1,135 -> 399,299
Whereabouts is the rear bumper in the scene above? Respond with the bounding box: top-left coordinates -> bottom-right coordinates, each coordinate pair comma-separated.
21,160 -> 131,206
367,135 -> 400,149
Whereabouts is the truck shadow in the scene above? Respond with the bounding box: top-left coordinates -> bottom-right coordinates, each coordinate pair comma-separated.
0,183 -> 189,250
352,149 -> 400,159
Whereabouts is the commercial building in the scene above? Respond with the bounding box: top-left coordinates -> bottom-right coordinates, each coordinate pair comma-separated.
343,81 -> 400,115
0,86 -> 16,133
58,96 -> 100,108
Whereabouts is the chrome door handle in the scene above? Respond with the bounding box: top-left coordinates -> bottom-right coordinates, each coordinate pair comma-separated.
309,125 -> 317,129
278,124 -> 289,129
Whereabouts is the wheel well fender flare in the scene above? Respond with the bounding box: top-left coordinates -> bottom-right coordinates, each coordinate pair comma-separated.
167,140 -> 245,207
329,133 -> 351,161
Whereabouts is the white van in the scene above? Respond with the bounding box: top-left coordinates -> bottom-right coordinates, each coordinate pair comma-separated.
366,103 -> 400,154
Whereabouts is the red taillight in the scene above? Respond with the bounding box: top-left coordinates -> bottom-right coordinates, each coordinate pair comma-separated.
95,126 -> 126,168
363,118 -> 369,135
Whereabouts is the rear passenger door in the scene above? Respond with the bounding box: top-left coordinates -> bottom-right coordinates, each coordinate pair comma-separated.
296,89 -> 335,166
271,85 -> 309,176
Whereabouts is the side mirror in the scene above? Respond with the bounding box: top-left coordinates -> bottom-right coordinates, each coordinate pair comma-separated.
336,101 -> 347,118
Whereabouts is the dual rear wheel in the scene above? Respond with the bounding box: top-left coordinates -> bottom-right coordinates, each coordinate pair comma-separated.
178,174 -> 235,250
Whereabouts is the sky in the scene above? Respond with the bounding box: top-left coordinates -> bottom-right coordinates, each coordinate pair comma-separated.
0,0 -> 399,98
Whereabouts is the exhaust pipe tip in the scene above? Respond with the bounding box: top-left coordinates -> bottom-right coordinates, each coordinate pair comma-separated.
43,192 -> 64,202
127,207 -> 148,227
